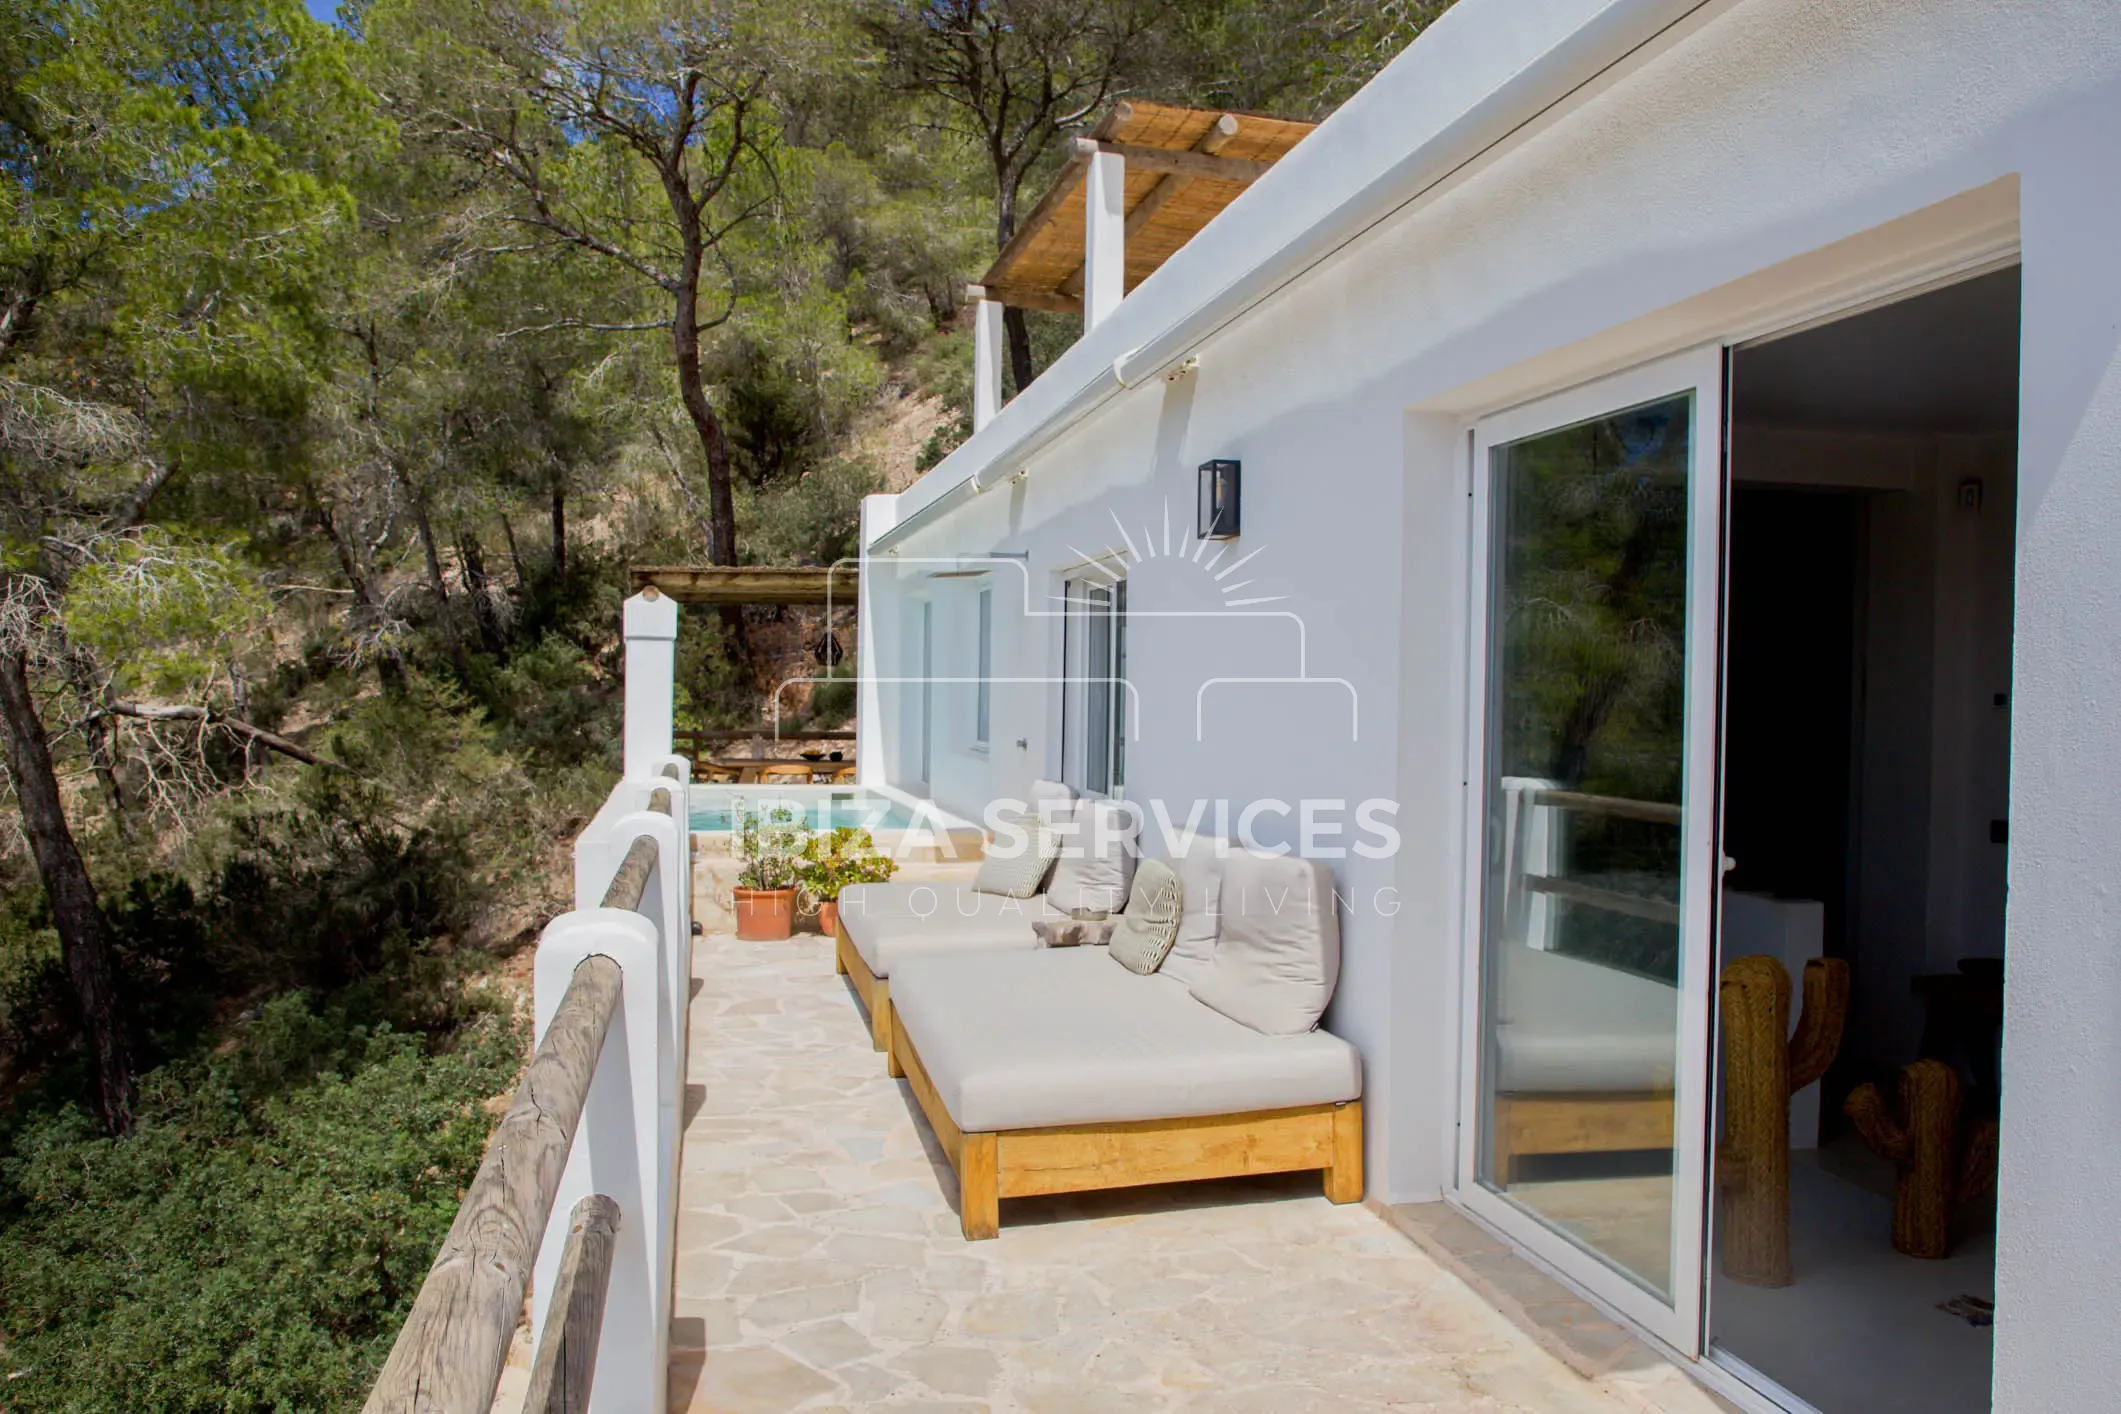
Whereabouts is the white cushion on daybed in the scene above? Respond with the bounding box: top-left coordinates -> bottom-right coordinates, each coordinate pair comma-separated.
837,880 -> 977,919
1188,853 -> 1340,1035
889,948 -> 1362,1133
1159,834 -> 1236,987
1492,943 -> 1678,1093
841,891 -> 1063,977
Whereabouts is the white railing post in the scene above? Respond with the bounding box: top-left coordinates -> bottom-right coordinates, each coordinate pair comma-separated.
971,289 -> 1005,430
623,588 -> 679,778
857,494 -> 900,789
530,910 -> 665,1414
1081,142 -> 1126,330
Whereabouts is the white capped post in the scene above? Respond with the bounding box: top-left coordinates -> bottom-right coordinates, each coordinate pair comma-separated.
622,587 -> 679,778
971,289 -> 1006,431
1079,140 -> 1126,330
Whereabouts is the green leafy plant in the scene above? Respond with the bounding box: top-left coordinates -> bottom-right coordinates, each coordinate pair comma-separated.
732,800 -> 809,892
797,826 -> 897,904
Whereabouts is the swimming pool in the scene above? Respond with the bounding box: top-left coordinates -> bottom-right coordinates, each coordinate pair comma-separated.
688,788 -> 917,833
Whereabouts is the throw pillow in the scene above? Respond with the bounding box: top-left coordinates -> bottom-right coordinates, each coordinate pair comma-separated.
1188,853 -> 1340,1033
1108,858 -> 1184,975
972,803 -> 1065,898
1045,797 -> 1137,917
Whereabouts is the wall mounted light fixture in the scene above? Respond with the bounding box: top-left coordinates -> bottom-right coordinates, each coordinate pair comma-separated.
1197,459 -> 1241,540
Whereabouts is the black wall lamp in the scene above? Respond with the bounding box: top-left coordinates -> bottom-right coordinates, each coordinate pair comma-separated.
1197,459 -> 1241,540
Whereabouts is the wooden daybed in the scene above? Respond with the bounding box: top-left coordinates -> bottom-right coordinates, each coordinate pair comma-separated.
885,947 -> 1363,1239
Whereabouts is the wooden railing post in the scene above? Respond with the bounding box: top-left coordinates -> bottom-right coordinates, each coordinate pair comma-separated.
524,1195 -> 622,1414
363,956 -> 622,1414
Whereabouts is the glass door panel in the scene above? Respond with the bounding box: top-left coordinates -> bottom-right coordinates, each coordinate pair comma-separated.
1460,347 -> 1724,1352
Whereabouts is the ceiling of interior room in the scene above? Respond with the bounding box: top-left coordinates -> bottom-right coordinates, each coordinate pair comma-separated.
1733,266 -> 2021,435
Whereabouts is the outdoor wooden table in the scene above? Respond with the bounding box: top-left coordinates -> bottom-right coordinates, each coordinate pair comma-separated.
708,756 -> 855,784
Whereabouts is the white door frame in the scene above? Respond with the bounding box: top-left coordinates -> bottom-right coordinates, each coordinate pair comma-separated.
1452,343 -> 1727,1355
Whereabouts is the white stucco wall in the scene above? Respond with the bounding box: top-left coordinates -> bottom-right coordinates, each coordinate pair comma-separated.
861,0 -> 2120,1403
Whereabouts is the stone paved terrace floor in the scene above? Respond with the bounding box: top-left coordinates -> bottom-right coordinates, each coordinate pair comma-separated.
671,928 -> 1730,1413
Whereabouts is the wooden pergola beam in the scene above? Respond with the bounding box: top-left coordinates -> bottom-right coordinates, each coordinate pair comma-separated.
629,565 -> 857,607
967,282 -> 1084,316
1066,137 -> 1273,184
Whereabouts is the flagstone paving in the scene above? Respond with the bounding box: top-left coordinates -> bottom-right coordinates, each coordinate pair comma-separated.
670,927 -> 1727,1412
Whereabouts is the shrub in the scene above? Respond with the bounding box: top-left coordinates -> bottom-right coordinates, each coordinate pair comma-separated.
0,995 -> 523,1414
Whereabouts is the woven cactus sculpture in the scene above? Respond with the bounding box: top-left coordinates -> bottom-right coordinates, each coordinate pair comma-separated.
1844,1058 -> 1999,1259
1716,954 -> 1850,1286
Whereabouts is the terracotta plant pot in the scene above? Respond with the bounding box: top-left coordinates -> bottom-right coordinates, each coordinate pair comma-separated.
734,887 -> 797,941
817,900 -> 840,938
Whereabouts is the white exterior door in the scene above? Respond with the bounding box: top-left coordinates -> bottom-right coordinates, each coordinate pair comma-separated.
1456,346 -> 1726,1353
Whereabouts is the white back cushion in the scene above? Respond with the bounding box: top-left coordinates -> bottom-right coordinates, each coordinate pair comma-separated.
1159,835 -> 1235,987
1046,797 -> 1137,917
1188,854 -> 1340,1035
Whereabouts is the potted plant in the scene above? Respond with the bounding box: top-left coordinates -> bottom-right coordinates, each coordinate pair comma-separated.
731,800 -> 809,940
798,827 -> 898,937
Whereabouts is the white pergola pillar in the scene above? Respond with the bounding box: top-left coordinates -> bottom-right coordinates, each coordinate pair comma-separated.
1081,143 -> 1126,330
972,292 -> 1005,431
622,587 -> 678,777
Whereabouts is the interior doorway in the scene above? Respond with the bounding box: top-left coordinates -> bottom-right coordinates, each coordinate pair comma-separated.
1711,267 -> 2019,1413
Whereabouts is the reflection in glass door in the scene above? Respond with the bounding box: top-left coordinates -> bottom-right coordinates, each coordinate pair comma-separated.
1459,348 -> 1725,1351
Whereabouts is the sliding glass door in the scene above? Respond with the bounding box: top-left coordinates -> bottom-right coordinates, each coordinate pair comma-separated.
1458,347 -> 1726,1351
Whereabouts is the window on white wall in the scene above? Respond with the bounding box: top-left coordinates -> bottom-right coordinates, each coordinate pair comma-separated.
1061,574 -> 1127,796
974,586 -> 992,748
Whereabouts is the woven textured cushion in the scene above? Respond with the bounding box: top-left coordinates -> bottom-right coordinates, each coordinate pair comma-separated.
889,948 -> 1361,1131
1046,797 -> 1137,917
1108,858 -> 1183,974
1188,854 -> 1340,1035
973,807 -> 1064,898
1160,835 -> 1235,986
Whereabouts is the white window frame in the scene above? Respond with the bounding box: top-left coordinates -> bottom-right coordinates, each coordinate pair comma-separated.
972,584 -> 992,751
1059,571 -> 1127,797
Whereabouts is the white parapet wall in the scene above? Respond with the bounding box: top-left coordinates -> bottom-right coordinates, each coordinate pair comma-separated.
623,588 -> 679,778
530,730 -> 697,1410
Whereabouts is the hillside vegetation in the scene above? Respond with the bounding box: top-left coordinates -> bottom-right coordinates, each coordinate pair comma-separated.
0,0 -> 1446,1406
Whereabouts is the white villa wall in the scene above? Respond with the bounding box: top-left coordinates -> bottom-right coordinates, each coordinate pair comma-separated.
860,0 -> 2121,1404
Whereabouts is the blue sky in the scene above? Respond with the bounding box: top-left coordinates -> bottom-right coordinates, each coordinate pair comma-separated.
305,0 -> 338,20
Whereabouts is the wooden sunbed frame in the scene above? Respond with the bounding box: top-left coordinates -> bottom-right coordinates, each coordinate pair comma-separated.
1489,1091 -> 1674,1187
834,919 -> 901,1075
892,1019 -> 1363,1240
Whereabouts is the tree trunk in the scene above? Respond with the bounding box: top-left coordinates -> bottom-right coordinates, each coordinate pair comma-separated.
1003,306 -> 1035,398
58,640 -> 128,838
993,179 -> 1036,394
501,514 -> 527,588
314,498 -> 405,693
0,646 -> 133,1133
458,529 -> 506,656
549,480 -> 567,586
407,480 -> 469,678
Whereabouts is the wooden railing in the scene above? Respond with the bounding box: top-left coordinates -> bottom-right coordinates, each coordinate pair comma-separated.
366,758 -> 694,1414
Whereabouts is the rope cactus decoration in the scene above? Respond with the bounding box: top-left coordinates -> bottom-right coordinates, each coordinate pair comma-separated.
1717,954 -> 1850,1286
1844,1058 -> 1999,1259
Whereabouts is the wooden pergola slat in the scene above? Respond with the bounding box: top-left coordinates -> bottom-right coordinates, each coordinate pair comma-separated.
976,100 -> 1318,314
629,565 -> 857,607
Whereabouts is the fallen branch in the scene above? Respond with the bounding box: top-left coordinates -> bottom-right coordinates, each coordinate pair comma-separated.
99,701 -> 342,770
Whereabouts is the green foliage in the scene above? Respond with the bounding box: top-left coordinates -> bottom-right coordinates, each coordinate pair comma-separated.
804,664 -> 857,728
0,996 -> 522,1414
732,799 -> 809,891
63,531 -> 273,697
797,826 -> 897,903
740,456 -> 881,567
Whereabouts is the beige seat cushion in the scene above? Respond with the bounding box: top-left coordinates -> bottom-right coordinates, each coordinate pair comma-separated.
1493,943 -> 1678,1093
841,892 -> 1062,978
1188,854 -> 1340,1035
837,881 -> 979,920
890,948 -> 1362,1132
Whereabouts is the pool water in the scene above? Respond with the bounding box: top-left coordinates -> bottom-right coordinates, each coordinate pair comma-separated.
689,790 -> 917,833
